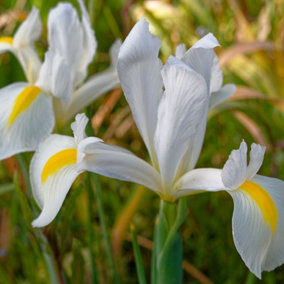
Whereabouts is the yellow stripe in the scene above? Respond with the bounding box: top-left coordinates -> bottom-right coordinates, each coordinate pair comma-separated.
41,149 -> 77,184
240,181 -> 277,234
7,86 -> 42,127
0,36 -> 13,45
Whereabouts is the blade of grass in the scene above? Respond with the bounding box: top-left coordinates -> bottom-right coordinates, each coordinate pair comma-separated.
130,223 -> 147,284
86,175 -> 99,284
0,183 -> 14,195
90,173 -> 120,284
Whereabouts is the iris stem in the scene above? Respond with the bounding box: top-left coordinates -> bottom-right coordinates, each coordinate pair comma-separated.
151,198 -> 187,284
90,173 -> 120,284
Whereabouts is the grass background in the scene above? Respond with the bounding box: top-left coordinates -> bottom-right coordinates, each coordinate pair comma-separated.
0,0 -> 284,283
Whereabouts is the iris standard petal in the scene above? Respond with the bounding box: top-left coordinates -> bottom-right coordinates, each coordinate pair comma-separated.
154,56 -> 208,190
77,137 -> 161,194
48,2 -> 83,86
209,84 -> 236,110
117,18 -> 163,164
181,33 -> 221,92
71,113 -> 88,144
221,141 -> 248,189
173,168 -> 225,199
0,83 -> 54,159
55,40 -> 121,124
77,0 -> 97,82
30,134 -> 79,227
246,143 -> 266,180
37,51 -> 72,101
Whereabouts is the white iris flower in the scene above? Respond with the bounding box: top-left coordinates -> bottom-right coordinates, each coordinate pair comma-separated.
30,19 -> 284,277
0,0 -> 121,160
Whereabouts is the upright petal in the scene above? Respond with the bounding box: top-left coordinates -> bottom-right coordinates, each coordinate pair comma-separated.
209,84 -> 236,110
154,57 -> 208,191
48,2 -> 83,86
30,134 -> 79,227
221,141 -> 248,189
76,0 -> 97,82
71,113 -> 88,144
246,143 -> 266,180
55,40 -> 121,124
117,18 -> 163,165
77,137 -> 161,194
37,50 -> 72,101
181,33 -> 221,93
13,7 -> 42,82
0,83 -> 54,159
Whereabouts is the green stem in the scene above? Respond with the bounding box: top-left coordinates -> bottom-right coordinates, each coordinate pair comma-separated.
151,198 -> 186,284
90,173 -> 120,284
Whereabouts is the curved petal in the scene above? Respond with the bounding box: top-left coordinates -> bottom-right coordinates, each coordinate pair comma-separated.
77,137 -> 161,194
209,84 -> 236,110
30,134 -> 79,227
181,33 -> 221,92
173,168 -> 225,199
154,56 -> 208,190
117,18 -> 163,165
251,175 -> 284,273
221,141 -> 248,189
229,188 -> 272,278
0,83 -> 54,159
37,50 -> 72,101
246,143 -> 266,180
71,113 -> 88,144
0,37 -> 14,54
48,2 -> 83,86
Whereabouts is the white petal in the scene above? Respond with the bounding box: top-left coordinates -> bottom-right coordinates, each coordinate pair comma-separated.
0,83 -> 54,159
76,0 -> 97,82
173,168 -> 225,199
14,7 -> 42,47
55,40 -> 121,124
246,143 -> 266,180
154,56 -> 208,189
209,84 -> 236,110
48,2 -> 84,86
77,137 -> 161,193
71,113 -> 89,144
252,175 -> 284,272
30,134 -> 79,227
181,33 -> 221,92
229,189 -> 272,278
13,7 -> 42,82
117,18 -> 163,164
175,43 -> 186,59
221,141 -> 248,189
37,50 -> 72,101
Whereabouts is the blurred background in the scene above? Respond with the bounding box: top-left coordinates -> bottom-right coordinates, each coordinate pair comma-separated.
0,0 -> 284,283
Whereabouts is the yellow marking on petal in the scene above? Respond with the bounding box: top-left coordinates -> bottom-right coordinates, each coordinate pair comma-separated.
240,181 -> 277,234
0,36 -> 13,45
41,149 -> 77,184
7,86 -> 41,127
